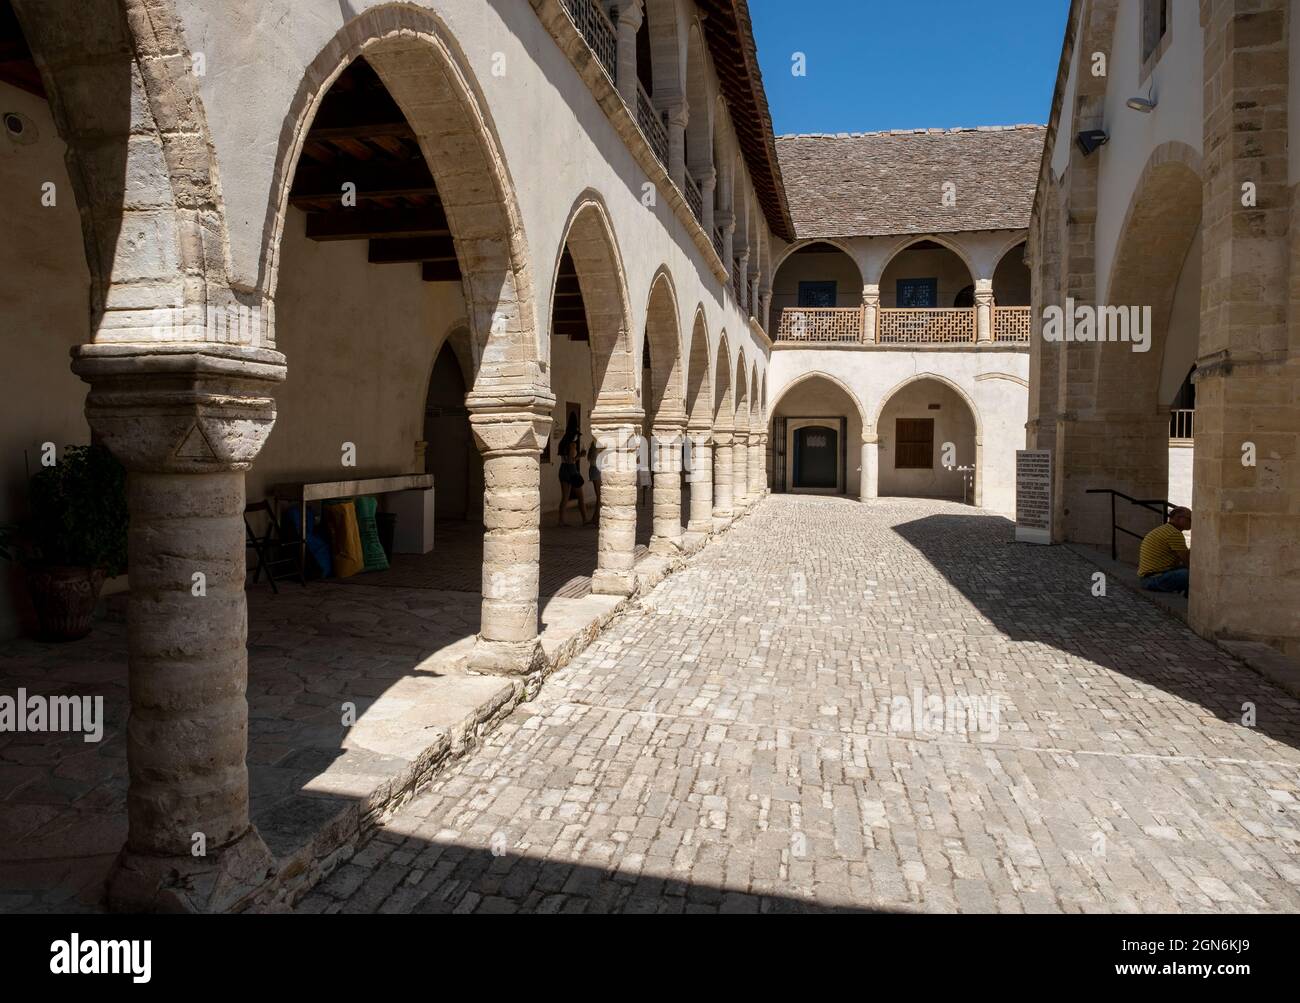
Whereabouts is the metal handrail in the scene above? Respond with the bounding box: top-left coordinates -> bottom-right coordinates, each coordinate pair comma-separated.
1085,488 -> 1174,561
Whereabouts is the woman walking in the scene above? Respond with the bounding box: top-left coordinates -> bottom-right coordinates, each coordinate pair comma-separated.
555,414 -> 590,527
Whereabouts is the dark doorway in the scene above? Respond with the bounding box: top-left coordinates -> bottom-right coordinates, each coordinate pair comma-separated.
424,342 -> 473,519
793,425 -> 839,489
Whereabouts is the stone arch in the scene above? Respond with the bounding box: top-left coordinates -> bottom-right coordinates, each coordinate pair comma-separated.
553,190 -> 637,408
684,305 -> 712,426
870,371 -> 983,440
874,233 -> 977,288
14,0 -> 238,342
643,266 -> 686,422
1096,142 -> 1202,412
684,21 -> 711,177
749,365 -> 762,429
992,239 -> 1031,306
260,6 -> 541,392
771,238 -> 860,279
873,373 -> 984,506
734,346 -> 750,424
644,0 -> 684,101
713,330 -> 734,428
1090,141 -> 1203,505
771,371 -> 868,427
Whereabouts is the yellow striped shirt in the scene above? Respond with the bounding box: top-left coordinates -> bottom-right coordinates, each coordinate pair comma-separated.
1138,523 -> 1188,578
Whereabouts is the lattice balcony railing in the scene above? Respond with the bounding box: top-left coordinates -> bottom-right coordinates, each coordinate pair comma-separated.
637,81 -> 668,168
732,264 -> 745,306
684,171 -> 703,223
1169,408 -> 1195,441
712,227 -> 724,261
776,307 -> 864,344
560,0 -> 618,81
877,308 -> 976,344
993,305 -> 1032,343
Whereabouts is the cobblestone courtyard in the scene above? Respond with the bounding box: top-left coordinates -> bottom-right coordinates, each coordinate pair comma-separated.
298,496 -> 1300,914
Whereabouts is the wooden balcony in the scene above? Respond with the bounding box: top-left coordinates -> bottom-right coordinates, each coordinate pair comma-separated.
877,308 -> 975,344
776,307 -> 864,343
560,0 -> 617,81
993,305 -> 1032,343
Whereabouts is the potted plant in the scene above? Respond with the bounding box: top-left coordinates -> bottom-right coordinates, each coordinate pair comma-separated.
0,444 -> 128,641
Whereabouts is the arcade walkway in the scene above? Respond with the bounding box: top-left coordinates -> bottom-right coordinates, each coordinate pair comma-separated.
303,496 -> 1300,914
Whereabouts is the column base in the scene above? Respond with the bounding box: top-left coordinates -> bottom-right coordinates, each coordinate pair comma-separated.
712,512 -> 734,531
591,569 -> 637,596
648,535 -> 683,556
467,636 -> 545,677
107,827 -> 275,914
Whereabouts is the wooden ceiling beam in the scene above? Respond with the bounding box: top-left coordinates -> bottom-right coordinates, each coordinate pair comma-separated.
306,207 -> 449,241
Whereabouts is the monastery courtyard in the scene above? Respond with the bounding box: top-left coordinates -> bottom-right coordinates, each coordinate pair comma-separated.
295,496 -> 1300,915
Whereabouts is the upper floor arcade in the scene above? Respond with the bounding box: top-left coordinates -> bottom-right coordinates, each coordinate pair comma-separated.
556,0 -> 793,327
768,126 -> 1044,348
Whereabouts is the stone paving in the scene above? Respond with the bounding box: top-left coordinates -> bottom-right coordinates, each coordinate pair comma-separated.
299,496 -> 1300,914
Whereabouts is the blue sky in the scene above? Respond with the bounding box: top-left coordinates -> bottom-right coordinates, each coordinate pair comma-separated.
750,0 -> 1071,135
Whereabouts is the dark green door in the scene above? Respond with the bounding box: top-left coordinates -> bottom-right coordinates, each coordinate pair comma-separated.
794,425 -> 838,489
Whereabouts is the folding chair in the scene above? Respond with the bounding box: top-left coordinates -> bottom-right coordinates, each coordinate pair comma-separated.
244,500 -> 304,593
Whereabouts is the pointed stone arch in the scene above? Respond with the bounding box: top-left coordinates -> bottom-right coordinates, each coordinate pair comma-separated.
644,266 -> 686,422
553,190 -> 638,410
260,6 -> 543,395
684,305 -> 713,426
15,0 -> 241,344
771,370 -> 868,428
872,372 -> 983,507
713,330 -> 734,429
874,233 -> 978,288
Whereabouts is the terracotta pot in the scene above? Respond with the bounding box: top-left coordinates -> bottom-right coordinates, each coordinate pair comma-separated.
25,565 -> 106,641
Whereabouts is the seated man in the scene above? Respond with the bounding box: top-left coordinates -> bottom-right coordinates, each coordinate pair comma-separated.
1138,506 -> 1191,596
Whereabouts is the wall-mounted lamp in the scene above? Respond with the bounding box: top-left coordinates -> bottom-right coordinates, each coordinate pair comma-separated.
1126,96 -> 1157,113
1076,129 -> 1109,157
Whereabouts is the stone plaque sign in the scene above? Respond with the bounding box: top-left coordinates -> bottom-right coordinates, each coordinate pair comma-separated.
1016,450 -> 1053,544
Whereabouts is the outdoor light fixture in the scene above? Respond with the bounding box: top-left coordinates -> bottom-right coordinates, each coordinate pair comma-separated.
1076,128 -> 1109,157
1126,96 -> 1157,113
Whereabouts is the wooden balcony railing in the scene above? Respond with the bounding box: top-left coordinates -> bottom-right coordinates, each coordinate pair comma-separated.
776,307 -> 864,343
993,305 -> 1032,343
560,0 -> 617,81
878,308 -> 975,344
712,227 -> 724,261
637,81 -> 668,168
684,171 -> 703,223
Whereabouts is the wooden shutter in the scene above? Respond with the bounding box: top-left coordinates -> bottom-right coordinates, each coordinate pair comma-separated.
895,418 -> 934,469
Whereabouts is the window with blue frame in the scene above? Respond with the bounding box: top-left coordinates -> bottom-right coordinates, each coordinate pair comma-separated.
896,278 -> 938,308
797,281 -> 837,308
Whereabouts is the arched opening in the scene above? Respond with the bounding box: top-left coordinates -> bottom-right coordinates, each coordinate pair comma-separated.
547,195 -> 641,596
875,378 -> 979,505
641,272 -> 688,551
993,241 -> 1031,305
683,24 -> 711,223
0,2 -> 101,638
1083,148 -> 1202,547
771,241 -> 865,342
683,308 -> 713,536
712,334 -> 735,519
878,239 -> 977,343
423,336 -> 482,523
769,373 -> 864,496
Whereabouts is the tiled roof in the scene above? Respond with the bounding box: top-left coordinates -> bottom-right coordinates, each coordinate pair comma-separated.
775,125 -> 1046,239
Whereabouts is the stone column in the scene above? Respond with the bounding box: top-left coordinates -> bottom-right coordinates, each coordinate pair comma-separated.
759,287 -> 773,335
861,433 -> 879,501
467,396 -> 553,676
1191,0 -> 1298,658
613,0 -> 645,109
649,419 -> 686,554
975,279 -> 994,343
662,99 -> 689,191
591,409 -> 643,595
699,167 -> 717,235
732,426 -> 750,510
684,423 -> 714,546
748,430 -> 767,497
70,343 -> 286,913
718,213 -> 735,277
712,427 -> 735,528
735,250 -> 750,311
862,284 -> 880,343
